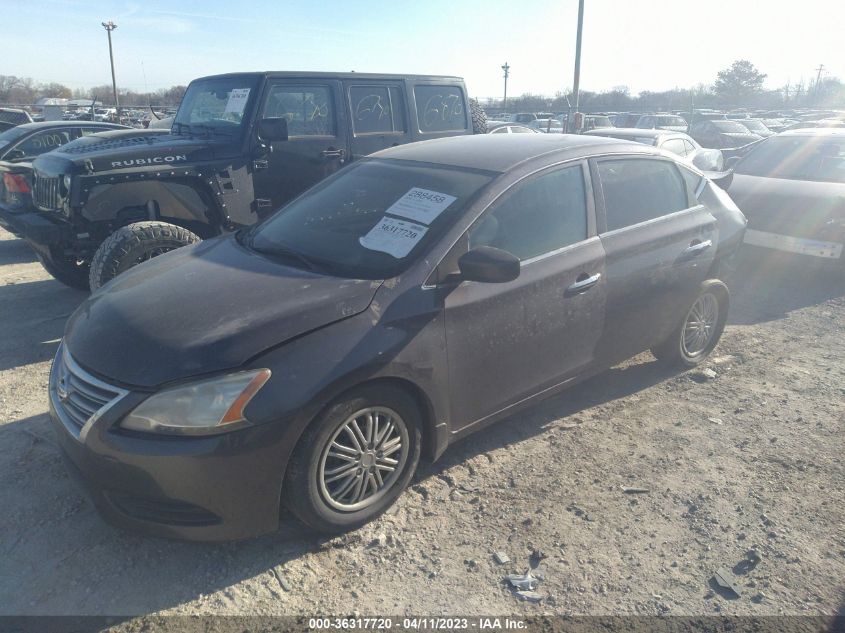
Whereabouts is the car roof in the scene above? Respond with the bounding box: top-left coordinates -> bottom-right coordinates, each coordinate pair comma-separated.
370,134 -> 653,173
11,121 -> 124,132
191,71 -> 463,83
777,127 -> 845,138
585,128 -> 668,139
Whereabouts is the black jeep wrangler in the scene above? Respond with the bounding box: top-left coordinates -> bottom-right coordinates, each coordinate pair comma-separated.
13,72 -> 486,289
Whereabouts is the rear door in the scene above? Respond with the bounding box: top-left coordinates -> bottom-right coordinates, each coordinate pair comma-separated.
443,162 -> 606,430
344,82 -> 411,159
252,79 -> 348,211
592,156 -> 716,365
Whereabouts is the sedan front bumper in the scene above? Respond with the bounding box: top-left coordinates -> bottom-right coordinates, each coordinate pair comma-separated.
48,347 -> 292,541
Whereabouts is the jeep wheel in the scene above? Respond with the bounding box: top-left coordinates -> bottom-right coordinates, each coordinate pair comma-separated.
37,247 -> 90,291
89,221 -> 201,291
470,98 -> 488,134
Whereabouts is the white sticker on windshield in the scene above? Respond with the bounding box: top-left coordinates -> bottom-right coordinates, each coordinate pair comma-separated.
224,88 -> 251,115
384,187 -> 457,225
359,216 -> 428,259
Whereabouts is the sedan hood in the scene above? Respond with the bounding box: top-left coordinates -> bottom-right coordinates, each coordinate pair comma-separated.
728,173 -> 845,239
64,235 -> 382,388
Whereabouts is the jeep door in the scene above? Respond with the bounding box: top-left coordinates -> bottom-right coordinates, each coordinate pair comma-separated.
252,80 -> 349,213
591,156 -> 717,366
344,82 -> 412,159
443,162 -> 606,431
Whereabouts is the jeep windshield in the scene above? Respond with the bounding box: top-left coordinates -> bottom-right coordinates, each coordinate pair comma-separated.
244,159 -> 493,279
173,75 -> 260,138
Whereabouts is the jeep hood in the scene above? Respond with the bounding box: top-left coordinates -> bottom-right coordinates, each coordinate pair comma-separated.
32,132 -> 236,177
64,235 -> 382,389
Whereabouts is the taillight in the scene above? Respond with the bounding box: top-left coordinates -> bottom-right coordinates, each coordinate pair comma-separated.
3,173 -> 30,194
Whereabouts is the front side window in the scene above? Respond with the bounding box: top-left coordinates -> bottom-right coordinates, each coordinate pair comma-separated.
469,165 -> 588,261
263,85 -> 336,137
598,158 -> 689,232
660,138 -> 687,156
414,85 -> 468,133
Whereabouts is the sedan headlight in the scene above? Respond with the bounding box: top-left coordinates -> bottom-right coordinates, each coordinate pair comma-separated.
121,369 -> 271,435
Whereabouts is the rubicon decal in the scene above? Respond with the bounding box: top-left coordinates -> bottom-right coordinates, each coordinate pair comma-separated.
111,155 -> 188,168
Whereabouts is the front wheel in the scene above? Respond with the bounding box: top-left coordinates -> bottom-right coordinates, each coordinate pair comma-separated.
284,385 -> 421,533
651,283 -> 729,368
88,221 -> 201,291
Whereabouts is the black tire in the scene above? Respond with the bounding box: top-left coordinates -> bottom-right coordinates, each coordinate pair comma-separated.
284,385 -> 422,534
469,98 -> 488,134
88,221 -> 201,291
36,247 -> 90,291
651,282 -> 729,368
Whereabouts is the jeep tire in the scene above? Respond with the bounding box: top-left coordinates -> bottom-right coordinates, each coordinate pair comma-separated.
37,246 -> 90,291
89,221 -> 201,291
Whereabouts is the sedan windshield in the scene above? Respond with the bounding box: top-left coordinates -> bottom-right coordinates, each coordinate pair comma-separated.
0,126 -> 30,155
735,136 -> 845,183
656,116 -> 686,126
173,75 -> 260,137
246,159 -> 494,279
740,120 -> 769,133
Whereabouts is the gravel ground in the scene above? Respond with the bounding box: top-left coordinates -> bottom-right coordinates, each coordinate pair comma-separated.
0,226 -> 843,620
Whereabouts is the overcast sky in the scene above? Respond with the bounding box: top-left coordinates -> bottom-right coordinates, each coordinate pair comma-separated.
5,0 -> 843,99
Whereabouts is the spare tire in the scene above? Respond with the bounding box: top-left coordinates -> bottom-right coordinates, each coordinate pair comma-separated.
469,98 -> 488,134
89,221 -> 201,291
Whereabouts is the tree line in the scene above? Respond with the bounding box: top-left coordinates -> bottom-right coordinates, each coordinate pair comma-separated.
486,60 -> 845,113
0,75 -> 185,106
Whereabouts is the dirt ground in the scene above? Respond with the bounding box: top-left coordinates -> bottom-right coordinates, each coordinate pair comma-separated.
0,225 -> 843,620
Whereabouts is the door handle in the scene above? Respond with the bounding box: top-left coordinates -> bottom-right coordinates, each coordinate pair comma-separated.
683,239 -> 712,256
320,148 -> 346,161
566,272 -> 601,295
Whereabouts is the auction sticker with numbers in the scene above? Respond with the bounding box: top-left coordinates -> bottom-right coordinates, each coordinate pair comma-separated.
359,217 -> 429,258
224,88 -> 251,115
384,188 -> 457,225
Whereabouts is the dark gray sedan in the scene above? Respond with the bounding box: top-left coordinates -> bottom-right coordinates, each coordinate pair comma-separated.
50,134 -> 746,540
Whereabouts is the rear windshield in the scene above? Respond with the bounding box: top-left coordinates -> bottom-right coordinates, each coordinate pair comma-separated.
735,136 -> 845,183
245,159 -> 493,279
656,116 -> 686,126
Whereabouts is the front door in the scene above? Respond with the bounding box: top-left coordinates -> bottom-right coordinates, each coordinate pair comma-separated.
444,163 -> 606,431
252,80 -> 349,213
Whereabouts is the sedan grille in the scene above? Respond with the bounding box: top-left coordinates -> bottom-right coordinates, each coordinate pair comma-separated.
32,173 -> 62,211
51,346 -> 128,437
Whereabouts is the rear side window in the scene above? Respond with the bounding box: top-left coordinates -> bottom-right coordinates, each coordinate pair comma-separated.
598,158 -> 689,232
348,85 -> 405,135
660,138 -> 686,156
414,85 -> 467,133
263,85 -> 335,137
469,165 -> 588,260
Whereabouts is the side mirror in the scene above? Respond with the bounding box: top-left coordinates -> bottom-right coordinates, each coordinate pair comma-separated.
692,148 -> 723,172
724,156 -> 741,170
458,246 -> 520,283
257,117 -> 288,142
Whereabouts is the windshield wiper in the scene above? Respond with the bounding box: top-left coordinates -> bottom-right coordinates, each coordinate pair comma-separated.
190,123 -> 233,138
172,121 -> 191,135
246,235 -> 318,272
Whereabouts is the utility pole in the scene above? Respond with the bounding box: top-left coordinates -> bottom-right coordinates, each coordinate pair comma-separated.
102,20 -> 119,121
814,63 -> 825,103
501,62 -> 510,111
571,0 -> 585,129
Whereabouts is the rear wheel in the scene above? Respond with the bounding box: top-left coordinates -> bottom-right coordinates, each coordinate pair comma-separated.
470,98 -> 488,134
651,284 -> 729,368
36,246 -> 90,291
284,385 -> 421,533
88,221 -> 201,290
